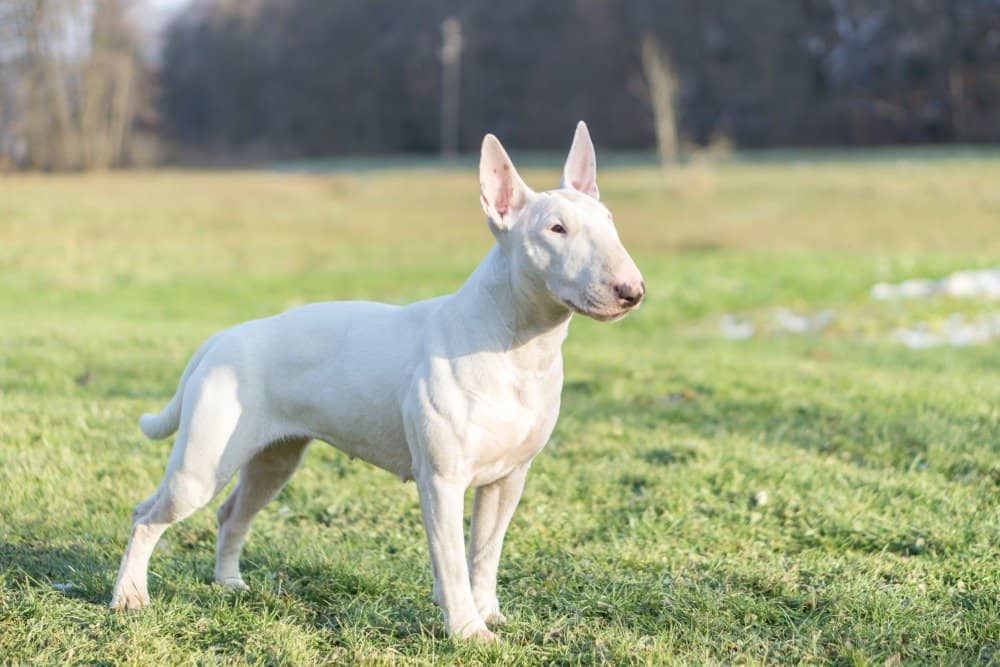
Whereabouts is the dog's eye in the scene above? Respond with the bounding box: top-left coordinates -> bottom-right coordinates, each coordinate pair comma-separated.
549,223 -> 567,235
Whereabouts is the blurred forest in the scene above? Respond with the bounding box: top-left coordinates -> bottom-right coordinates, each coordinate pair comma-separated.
2,0 -> 1000,169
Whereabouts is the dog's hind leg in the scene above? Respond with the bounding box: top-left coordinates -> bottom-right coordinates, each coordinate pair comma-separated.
111,365 -> 253,611
214,437 -> 309,590
110,462 -> 222,611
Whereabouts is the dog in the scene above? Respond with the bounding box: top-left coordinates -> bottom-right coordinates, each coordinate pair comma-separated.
110,122 -> 644,642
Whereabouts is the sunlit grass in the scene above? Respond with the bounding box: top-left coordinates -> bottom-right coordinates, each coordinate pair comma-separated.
1,156 -> 997,664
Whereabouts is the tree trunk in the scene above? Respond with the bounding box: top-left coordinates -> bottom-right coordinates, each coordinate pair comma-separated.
640,33 -> 679,166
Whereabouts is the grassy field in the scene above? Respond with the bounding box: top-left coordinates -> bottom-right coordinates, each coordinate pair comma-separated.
1,156 -> 998,664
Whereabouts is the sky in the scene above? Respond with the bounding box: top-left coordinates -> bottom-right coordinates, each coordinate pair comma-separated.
135,0 -> 195,63
147,0 -> 193,12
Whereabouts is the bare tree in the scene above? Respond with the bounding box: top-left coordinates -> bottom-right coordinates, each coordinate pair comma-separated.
439,17 -> 462,158
0,1 -> 22,169
81,0 -> 139,169
945,1 -> 966,142
640,32 -> 679,166
2,0 -> 143,171
156,0 -> 1000,157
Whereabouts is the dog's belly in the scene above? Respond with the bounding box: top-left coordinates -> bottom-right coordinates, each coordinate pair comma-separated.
311,429 -> 412,480
302,385 -> 413,479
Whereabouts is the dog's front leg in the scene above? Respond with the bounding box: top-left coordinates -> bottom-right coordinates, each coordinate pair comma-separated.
416,472 -> 496,642
468,464 -> 528,626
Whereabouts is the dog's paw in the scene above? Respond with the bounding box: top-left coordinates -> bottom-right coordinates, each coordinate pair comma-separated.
109,588 -> 150,612
458,625 -> 499,644
449,616 -> 499,643
482,609 -> 507,626
476,597 -> 507,626
215,576 -> 249,592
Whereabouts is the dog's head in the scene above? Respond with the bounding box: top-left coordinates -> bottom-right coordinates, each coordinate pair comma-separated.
479,122 -> 644,322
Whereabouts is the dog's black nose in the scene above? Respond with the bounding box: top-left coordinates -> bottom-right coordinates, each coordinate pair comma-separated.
615,280 -> 645,308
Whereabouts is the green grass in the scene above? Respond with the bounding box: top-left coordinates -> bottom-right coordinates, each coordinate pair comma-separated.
1,158 -> 998,664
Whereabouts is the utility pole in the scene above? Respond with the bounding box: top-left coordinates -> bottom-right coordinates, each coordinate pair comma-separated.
439,17 -> 462,158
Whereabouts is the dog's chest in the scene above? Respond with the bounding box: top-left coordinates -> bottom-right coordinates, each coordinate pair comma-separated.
455,357 -> 562,485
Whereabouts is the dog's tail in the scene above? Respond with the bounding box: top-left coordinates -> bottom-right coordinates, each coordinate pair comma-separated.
139,334 -> 217,440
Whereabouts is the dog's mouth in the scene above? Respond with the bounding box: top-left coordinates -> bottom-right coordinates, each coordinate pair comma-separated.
561,298 -> 631,323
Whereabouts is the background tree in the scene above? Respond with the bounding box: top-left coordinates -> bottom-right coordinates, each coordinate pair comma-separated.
0,0 -> 147,170
155,0 -> 1000,160
640,33 -> 680,166
4,0 -> 1000,169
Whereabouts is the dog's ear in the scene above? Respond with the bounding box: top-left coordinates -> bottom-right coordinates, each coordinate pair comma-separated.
561,121 -> 599,200
480,134 -> 531,230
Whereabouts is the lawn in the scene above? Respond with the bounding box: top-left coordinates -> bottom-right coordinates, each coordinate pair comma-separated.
0,155 -> 998,664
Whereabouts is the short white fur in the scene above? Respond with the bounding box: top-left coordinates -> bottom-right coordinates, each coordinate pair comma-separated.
110,121 -> 644,642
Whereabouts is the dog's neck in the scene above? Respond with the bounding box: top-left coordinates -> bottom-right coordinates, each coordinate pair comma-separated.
453,245 -> 571,372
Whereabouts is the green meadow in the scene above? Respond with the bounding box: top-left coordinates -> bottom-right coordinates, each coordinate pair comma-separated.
1,154 -> 997,664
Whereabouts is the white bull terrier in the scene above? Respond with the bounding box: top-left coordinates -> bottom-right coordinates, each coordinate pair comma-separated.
110,122 -> 644,642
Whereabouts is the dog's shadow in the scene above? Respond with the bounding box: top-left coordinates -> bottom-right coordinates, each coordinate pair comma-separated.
241,555 -> 447,640
0,539 -> 113,605
2,536 -> 676,647
1,536 -> 440,637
